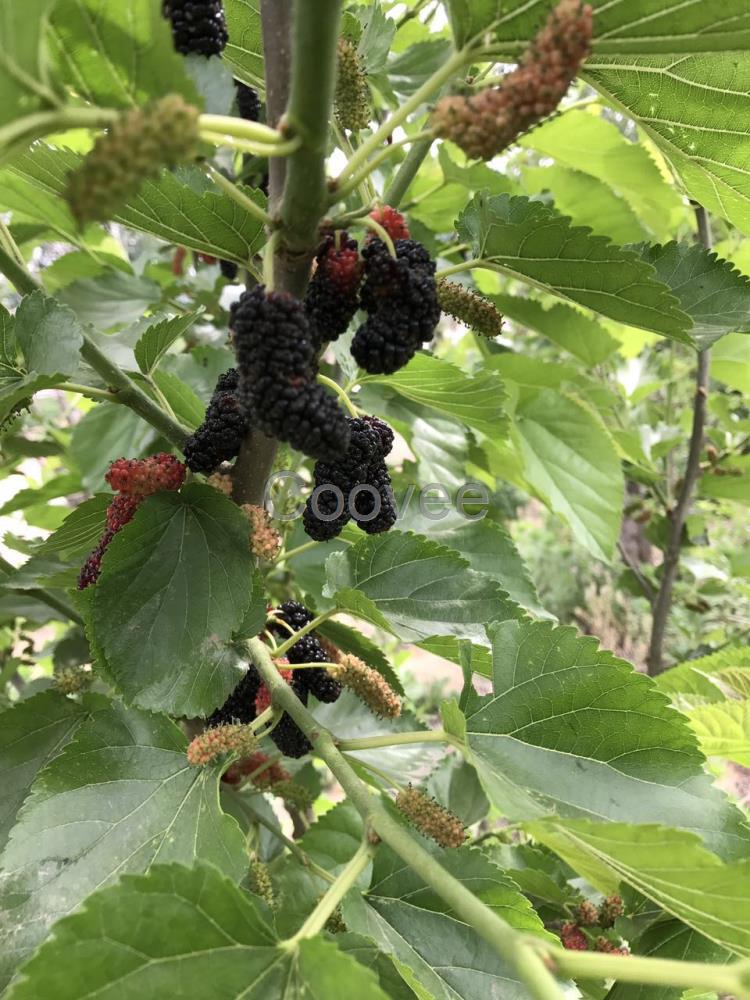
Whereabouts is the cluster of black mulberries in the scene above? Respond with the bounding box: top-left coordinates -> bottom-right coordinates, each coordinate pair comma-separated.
162,0 -> 228,57
207,666 -> 261,727
231,286 -> 350,461
303,416 -> 396,541
352,239 -> 441,374
304,233 -> 364,349
269,601 -> 342,704
184,369 -> 249,474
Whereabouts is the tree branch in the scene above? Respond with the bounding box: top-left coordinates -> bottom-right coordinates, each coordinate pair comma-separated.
231,0 -> 342,506
647,205 -> 712,675
247,636 -> 565,1000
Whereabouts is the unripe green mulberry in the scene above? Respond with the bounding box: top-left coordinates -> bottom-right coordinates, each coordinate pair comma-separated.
65,95 -> 200,226
437,279 -> 504,338
330,654 -> 401,718
395,786 -> 466,848
335,38 -> 371,132
248,857 -> 275,908
432,0 -> 593,159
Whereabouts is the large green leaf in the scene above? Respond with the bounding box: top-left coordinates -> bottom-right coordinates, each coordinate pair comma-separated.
48,0 -> 199,110
456,193 -> 691,340
523,164 -> 650,245
0,692 -> 88,853
224,0 -> 263,88
59,271 -> 161,330
6,146 -> 267,263
8,862 -> 390,1000
585,53 -> 750,235
607,919 -> 731,1000
492,293 -> 619,367
33,493 -> 110,559
70,403 -> 156,491
91,484 -> 253,716
0,703 -> 246,990
520,110 -> 685,240
13,291 -> 83,375
687,700 -> 750,767
361,353 -> 508,439
0,0 -> 56,130
637,242 -> 750,347
344,839 -> 551,1000
528,818 -> 750,957
324,530 -> 520,644
512,388 -> 624,561
447,0 -> 750,54
463,619 -> 750,859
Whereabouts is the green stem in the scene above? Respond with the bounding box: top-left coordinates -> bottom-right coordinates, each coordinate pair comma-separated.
358,215 -> 396,258
200,129 -> 301,157
332,130 -> 435,203
335,47 -> 467,188
382,136 -> 434,207
316,373 -> 358,417
283,838 -> 375,946
204,164 -> 274,227
250,706 -> 275,733
540,943 -> 748,997
0,106 -> 118,152
436,258 -> 483,279
199,114 -> 289,145
279,0 -> 342,255
274,539 -> 319,564
338,730 -> 455,751
80,335 -> 190,450
0,245 -> 40,296
247,636 -> 564,1000
58,382 -> 118,402
243,803 -> 336,885
272,609 -> 340,658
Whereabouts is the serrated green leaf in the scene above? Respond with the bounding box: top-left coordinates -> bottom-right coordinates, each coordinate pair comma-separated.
0,703 -> 246,991
0,692 -> 88,853
324,530 -> 519,644
0,372 -> 66,425
344,839 -> 550,1000
686,699 -> 750,767
699,455 -> 750,504
48,0 -> 199,110
224,0 -> 263,88
8,861 -> 390,1000
654,646 -> 750,703
528,818 -> 750,957
465,619 -> 750,859
357,2 -> 396,76
6,146 -> 267,263
91,485 -> 253,716
492,292 -> 619,366
448,0 -> 750,54
417,635 -> 493,678
30,494 -> 109,558
712,332 -> 750,393
150,368 -> 205,428
523,164 -> 650,245
232,569 -> 267,641
456,193 -> 691,339
512,387 -> 624,560
362,353 -> 508,439
0,0 -> 56,130
0,303 -> 17,371
13,291 -> 83,376
585,53 -> 750,235
520,110 -> 686,241
636,242 -> 750,347
59,271 -> 161,329
134,311 -> 203,374
607,919 -> 731,1000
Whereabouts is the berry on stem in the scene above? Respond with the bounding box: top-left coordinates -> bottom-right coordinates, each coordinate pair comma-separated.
330,653 -> 401,718
305,233 -> 363,348
186,723 -> 258,766
105,453 -> 186,496
65,96 -> 200,226
335,38 -> 372,132
207,665 -> 262,727
395,786 -> 466,849
162,0 -> 229,57
369,207 -> 410,242
352,239 -> 440,375
437,279 -> 504,338
184,369 -> 250,475
432,0 -> 593,160
231,286 -> 350,462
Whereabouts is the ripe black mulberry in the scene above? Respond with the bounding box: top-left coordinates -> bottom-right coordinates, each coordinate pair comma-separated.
184,368 -> 249,475
162,0 -> 229,57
